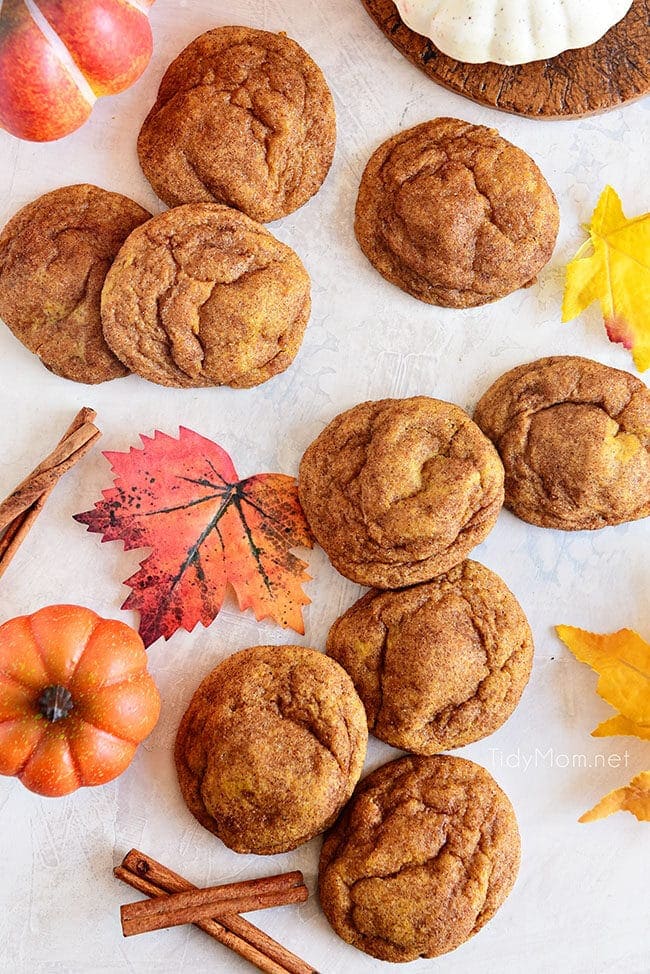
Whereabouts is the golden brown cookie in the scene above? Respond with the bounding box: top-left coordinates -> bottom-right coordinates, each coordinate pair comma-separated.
174,645 -> 368,855
101,203 -> 311,388
474,356 -> 650,530
354,118 -> 559,308
0,184 -> 150,383
326,560 -> 533,753
319,754 -> 520,962
137,26 -> 336,223
298,397 -> 504,588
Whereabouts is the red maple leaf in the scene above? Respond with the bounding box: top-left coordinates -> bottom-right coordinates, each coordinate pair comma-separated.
74,428 -> 313,647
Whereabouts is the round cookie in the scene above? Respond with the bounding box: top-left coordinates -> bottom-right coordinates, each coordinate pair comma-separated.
319,754 -> 521,962
326,560 -> 533,753
138,26 -> 336,223
354,118 -> 559,308
474,356 -> 650,530
174,645 -> 368,855
298,397 -> 504,588
0,184 -> 150,383
101,203 -> 311,389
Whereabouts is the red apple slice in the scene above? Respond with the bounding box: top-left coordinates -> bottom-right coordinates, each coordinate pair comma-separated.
35,0 -> 154,96
0,0 -> 155,141
0,0 -> 94,141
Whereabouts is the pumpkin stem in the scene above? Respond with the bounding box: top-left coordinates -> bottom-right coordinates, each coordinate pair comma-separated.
38,685 -> 74,722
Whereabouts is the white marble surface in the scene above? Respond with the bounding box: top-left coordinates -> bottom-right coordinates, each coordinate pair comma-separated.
0,1 -> 649,972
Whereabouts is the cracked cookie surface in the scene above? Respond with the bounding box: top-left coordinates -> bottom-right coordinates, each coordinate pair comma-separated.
298,397 -> 504,588
474,356 -> 650,530
174,645 -> 368,855
354,118 -> 559,308
319,754 -> 520,962
101,203 -> 311,388
327,560 -> 533,753
137,26 -> 336,223
0,184 -> 150,383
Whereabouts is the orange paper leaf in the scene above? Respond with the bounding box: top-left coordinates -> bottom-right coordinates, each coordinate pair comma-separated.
75,429 -> 313,646
562,186 -> 650,372
555,625 -> 650,738
579,771 -> 650,823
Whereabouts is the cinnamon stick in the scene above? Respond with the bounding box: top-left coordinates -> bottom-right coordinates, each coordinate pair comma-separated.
0,412 -> 100,529
120,880 -> 309,937
115,851 -> 319,974
114,867 -> 293,974
0,407 -> 100,579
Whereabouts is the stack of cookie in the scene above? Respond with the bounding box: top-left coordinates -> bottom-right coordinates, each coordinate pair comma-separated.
0,27 -> 336,388
294,357 -> 650,960
299,395 -> 535,758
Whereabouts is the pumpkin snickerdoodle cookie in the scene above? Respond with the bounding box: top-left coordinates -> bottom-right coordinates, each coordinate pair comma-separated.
0,184 -> 150,383
319,754 -> 521,962
298,397 -> 504,588
138,26 -> 336,223
355,117 -> 559,308
101,203 -> 311,389
175,645 -> 368,855
474,355 -> 650,530
327,560 -> 533,753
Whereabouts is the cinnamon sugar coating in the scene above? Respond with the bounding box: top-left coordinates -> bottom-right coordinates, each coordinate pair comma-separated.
0,184 -> 150,383
327,560 -> 533,753
355,118 -> 559,307
319,754 -> 520,961
175,645 -> 368,855
138,26 -> 336,223
101,203 -> 311,388
474,356 -> 650,529
298,397 -> 504,588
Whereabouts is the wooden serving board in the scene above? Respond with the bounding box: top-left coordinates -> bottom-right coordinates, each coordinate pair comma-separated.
360,0 -> 650,119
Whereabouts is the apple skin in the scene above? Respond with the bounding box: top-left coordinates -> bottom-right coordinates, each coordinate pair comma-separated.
0,0 -> 93,141
37,0 -> 154,96
0,0 -> 154,142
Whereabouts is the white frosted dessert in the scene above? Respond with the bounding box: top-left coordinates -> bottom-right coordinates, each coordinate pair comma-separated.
393,0 -> 633,65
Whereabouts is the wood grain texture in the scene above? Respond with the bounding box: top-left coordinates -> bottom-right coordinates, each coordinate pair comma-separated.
359,0 -> 650,119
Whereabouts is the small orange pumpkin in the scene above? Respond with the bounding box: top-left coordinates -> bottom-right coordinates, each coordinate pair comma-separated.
0,604 -> 160,796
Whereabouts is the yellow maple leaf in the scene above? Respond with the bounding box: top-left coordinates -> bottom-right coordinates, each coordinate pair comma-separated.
579,771 -> 650,823
562,186 -> 650,372
555,626 -> 650,734
592,714 -> 650,741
